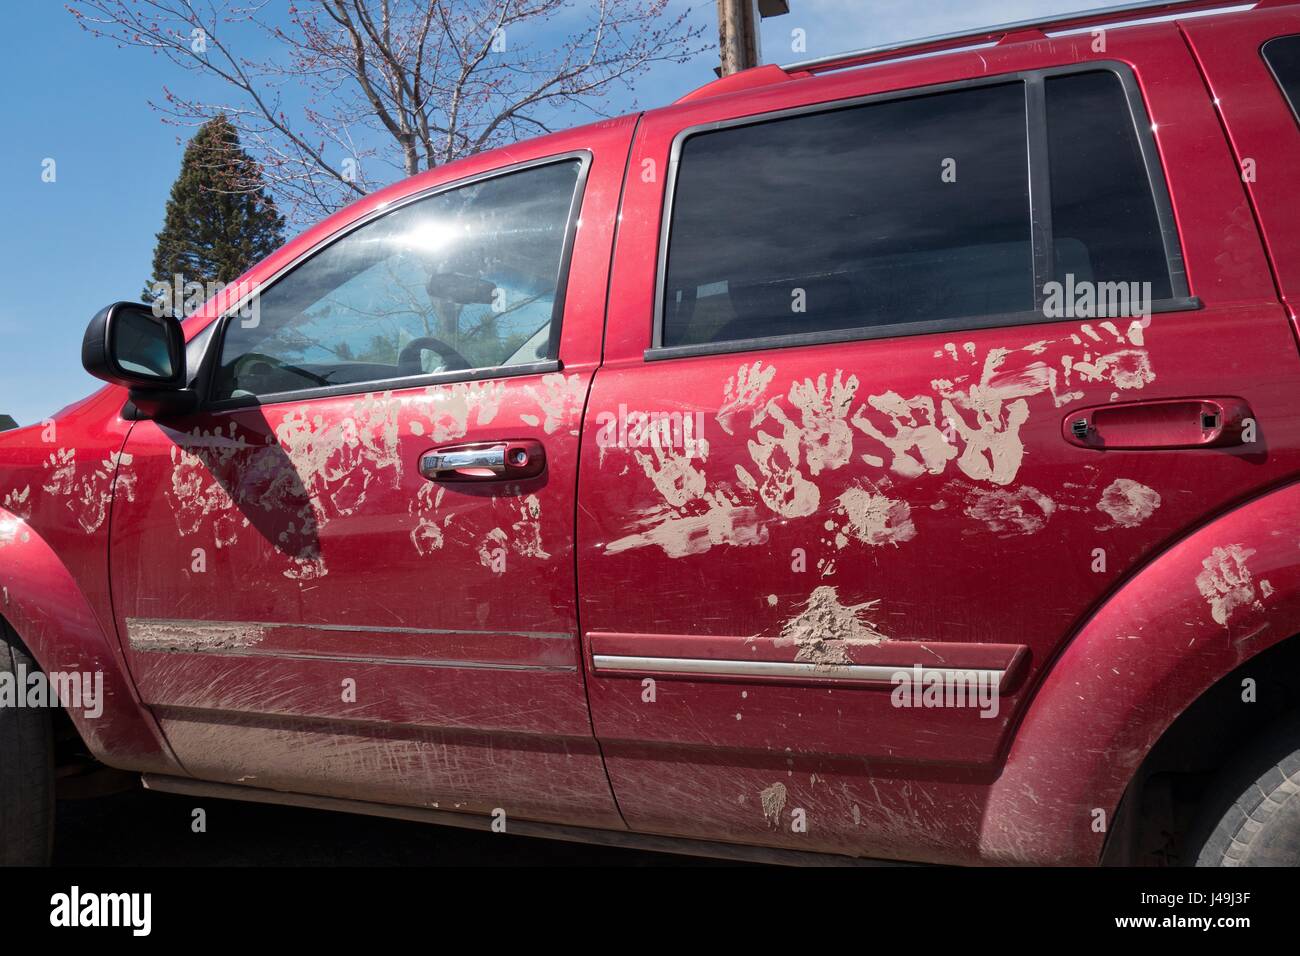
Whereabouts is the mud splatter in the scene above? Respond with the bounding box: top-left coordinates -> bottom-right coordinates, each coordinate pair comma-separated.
42,448 -> 76,496
2,485 -> 32,521
409,484 -> 447,556
833,487 -> 916,547
787,371 -> 858,475
760,782 -> 788,829
633,443 -> 708,508
1195,544 -> 1260,626
525,373 -> 585,435
1062,349 -> 1155,391
127,618 -> 265,653
935,349 -> 1049,486
745,405 -> 820,518
408,381 -> 504,441
717,360 -> 776,436
1096,478 -> 1161,530
478,527 -> 509,572
69,452 -> 136,534
0,486 -> 32,549
508,494 -> 550,560
851,392 -> 956,479
277,392 -> 403,518
961,483 -> 1055,536
605,491 -> 769,558
776,585 -> 889,666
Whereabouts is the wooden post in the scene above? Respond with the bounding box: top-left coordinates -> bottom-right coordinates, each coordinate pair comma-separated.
716,0 -> 759,76
716,0 -> 791,76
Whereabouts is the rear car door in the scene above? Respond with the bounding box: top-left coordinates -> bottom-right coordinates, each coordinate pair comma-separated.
109,122 -> 632,829
577,23 -> 1300,863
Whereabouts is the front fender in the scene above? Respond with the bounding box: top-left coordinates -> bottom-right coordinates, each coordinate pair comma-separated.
981,480 -> 1300,864
0,508 -> 181,775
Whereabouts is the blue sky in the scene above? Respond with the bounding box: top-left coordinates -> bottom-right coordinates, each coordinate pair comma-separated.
0,0 -> 1133,427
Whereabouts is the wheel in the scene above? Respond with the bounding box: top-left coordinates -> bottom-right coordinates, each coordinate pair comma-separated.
0,621 -> 53,865
1192,711 -> 1300,866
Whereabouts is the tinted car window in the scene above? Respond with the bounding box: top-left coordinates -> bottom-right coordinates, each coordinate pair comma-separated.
214,159 -> 581,402
1045,71 -> 1172,298
1264,35 -> 1300,123
661,82 -> 1032,348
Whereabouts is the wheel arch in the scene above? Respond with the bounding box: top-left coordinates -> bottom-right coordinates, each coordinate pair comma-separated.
980,479 -> 1300,864
0,507 -> 181,776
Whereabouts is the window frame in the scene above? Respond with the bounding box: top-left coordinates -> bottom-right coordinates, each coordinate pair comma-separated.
647,61 -> 1195,362
1262,34 -> 1300,128
199,150 -> 592,411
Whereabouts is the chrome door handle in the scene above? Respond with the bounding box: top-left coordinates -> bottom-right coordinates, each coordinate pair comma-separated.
421,444 -> 506,478
419,440 -> 546,482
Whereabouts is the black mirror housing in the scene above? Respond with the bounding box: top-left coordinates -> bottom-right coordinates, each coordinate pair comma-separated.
82,302 -> 186,390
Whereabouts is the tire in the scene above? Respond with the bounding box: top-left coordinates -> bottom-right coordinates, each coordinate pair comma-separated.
0,621 -> 54,865
1192,711 -> 1300,866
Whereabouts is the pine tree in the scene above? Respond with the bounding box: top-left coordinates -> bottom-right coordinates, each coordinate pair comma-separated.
144,115 -> 285,312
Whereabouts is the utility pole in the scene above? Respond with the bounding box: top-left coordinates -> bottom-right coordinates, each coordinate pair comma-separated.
716,0 -> 790,76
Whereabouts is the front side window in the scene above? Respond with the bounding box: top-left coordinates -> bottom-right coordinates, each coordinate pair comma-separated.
213,158 -> 582,402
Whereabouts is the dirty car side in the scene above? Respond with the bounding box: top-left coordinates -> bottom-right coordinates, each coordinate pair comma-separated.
2,2 -> 1300,865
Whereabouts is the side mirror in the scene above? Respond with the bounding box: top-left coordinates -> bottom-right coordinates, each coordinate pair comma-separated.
82,302 -> 186,389
82,302 -> 198,418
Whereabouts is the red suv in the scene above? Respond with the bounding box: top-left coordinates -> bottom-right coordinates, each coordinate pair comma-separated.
3,0 -> 1300,866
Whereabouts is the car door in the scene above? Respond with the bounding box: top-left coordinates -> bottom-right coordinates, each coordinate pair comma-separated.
109,122 -> 633,830
577,25 -> 1300,863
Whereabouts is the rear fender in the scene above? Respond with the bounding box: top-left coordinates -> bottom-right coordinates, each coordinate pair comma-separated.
981,480 -> 1300,864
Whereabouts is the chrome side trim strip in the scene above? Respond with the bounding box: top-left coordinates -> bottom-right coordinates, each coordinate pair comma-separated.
593,655 -> 1003,683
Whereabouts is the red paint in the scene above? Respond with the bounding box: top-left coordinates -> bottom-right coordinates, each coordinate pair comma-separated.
2,3 -> 1299,863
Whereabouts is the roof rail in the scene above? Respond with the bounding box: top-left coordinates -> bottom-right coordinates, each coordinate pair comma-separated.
782,0 -> 1256,74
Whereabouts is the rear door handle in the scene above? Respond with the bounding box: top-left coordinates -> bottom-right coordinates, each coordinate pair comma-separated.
1063,397 -> 1254,450
419,440 -> 546,482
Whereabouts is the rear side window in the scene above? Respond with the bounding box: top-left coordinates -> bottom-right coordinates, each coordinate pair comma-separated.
661,82 -> 1031,349
1045,71 -> 1173,299
659,67 -> 1180,353
1263,35 -> 1300,124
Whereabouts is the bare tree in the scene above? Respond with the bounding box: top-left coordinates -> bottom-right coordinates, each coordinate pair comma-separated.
70,0 -> 708,221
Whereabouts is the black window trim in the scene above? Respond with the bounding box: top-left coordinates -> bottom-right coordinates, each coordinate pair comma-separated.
646,61 -> 1197,363
198,149 -> 593,411
1262,34 -> 1300,129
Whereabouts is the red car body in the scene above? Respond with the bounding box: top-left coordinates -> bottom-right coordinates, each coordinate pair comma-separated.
3,0 -> 1300,865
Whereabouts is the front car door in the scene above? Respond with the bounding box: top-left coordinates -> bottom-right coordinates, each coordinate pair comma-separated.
109,119 -> 634,829
578,22 -> 1300,863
